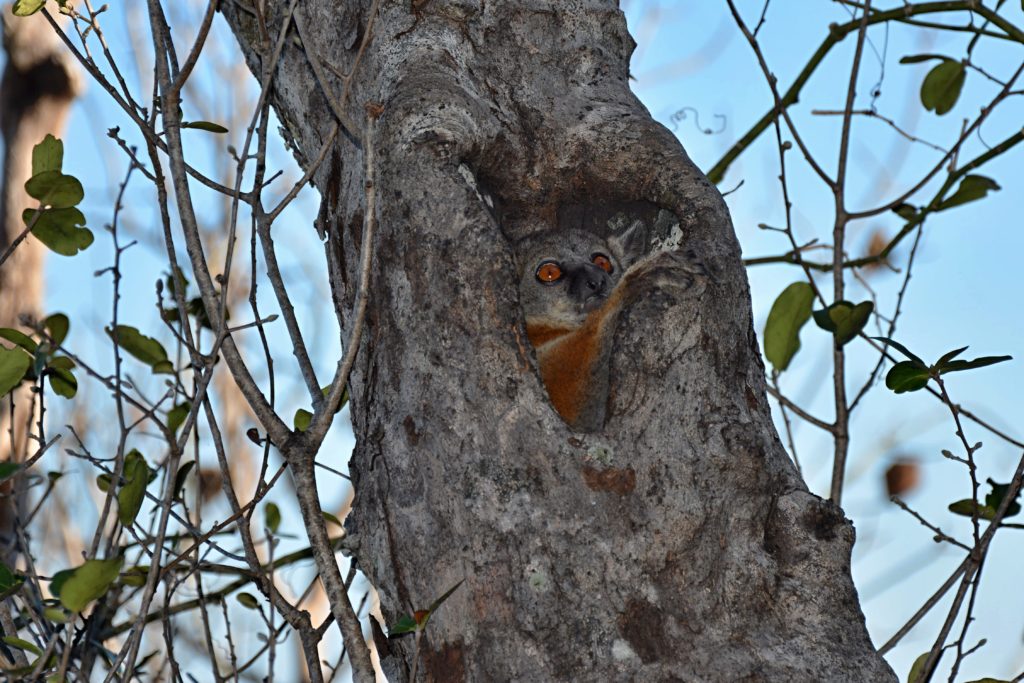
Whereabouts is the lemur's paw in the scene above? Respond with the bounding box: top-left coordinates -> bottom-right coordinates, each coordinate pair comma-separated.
628,249 -> 710,294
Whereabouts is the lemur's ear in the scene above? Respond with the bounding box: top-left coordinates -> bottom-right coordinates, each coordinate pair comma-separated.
608,220 -> 647,270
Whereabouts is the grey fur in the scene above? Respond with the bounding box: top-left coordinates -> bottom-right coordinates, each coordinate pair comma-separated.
516,225 -> 645,329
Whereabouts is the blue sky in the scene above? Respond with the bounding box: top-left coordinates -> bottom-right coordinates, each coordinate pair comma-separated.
3,1 -> 1023,680
621,1 -> 1024,679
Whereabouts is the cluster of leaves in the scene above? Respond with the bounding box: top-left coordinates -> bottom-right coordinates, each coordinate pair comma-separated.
0,313 -> 78,402
908,648 -> 1013,683
21,135 -> 92,257
762,41 -> 1006,379
763,282 -> 874,372
892,173 -> 1001,231
159,269 -> 228,331
762,284 -> 1011,396
95,450 -> 154,526
293,385 -> 348,432
35,449 -> 200,623
11,0 -> 72,17
50,557 -> 125,613
0,553 -> 136,675
107,325 -> 174,375
948,478 -> 1022,522
876,338 -> 1011,394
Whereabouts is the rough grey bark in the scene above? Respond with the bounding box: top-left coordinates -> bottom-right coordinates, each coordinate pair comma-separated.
222,2 -> 896,681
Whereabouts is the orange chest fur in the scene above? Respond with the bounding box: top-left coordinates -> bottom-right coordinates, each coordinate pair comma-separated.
525,321 -> 603,425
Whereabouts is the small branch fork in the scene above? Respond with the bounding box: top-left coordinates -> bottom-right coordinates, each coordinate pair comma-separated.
4,0 -> 388,680
721,3 -> 1024,678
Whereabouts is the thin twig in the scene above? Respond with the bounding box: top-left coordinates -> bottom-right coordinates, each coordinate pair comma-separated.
827,0 -> 872,505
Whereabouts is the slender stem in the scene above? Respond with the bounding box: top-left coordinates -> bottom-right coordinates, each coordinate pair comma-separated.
707,0 -> 1024,183
0,209 -> 42,269
828,0 -> 871,506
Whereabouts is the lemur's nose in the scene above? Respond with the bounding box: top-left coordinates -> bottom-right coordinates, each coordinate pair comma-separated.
568,262 -> 610,303
581,263 -> 608,293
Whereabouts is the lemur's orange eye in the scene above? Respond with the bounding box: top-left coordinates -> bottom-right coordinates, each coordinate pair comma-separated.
536,261 -> 562,283
592,253 -> 613,273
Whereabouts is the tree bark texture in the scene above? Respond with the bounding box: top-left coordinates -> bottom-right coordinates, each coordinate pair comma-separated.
0,5 -> 79,564
222,2 -> 896,681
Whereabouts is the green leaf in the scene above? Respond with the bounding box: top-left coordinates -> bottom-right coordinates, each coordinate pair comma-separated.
264,502 -> 281,534
43,607 -> 69,624
908,652 -> 930,683
24,171 -> 84,209
293,409 -> 312,432
0,563 -> 19,591
47,366 -> 77,398
0,462 -> 21,481
117,450 -> 151,526
47,356 -> 74,371
166,267 -> 190,296
0,328 -> 37,353
32,135 -> 63,175
892,203 -> 920,222
44,313 -> 69,346
2,637 -> 42,656
163,295 -> 229,330
0,562 -> 23,600
107,325 -> 171,373
167,402 -> 192,435
95,474 -> 112,492
181,121 -> 229,133
173,461 -> 195,501
11,0 -> 46,16
236,592 -> 259,609
0,347 -> 32,397
948,499 -> 998,520
152,360 -> 175,374
936,175 -> 1000,212
919,60 -> 966,115
49,570 -> 73,598
321,384 -> 350,414
934,346 -> 968,368
937,352 -> 1011,374
388,614 -> 419,636
426,578 -> 465,613
873,337 -> 926,367
885,361 -> 931,393
24,207 -> 93,256
120,566 -> 148,588
899,53 -> 952,64
984,479 -> 1022,518
763,282 -> 815,372
54,557 -> 124,612
813,300 -> 873,346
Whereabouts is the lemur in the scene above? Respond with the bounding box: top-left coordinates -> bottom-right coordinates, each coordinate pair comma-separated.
516,220 -> 700,431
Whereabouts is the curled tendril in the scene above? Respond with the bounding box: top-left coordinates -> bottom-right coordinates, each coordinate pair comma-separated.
668,107 -> 726,135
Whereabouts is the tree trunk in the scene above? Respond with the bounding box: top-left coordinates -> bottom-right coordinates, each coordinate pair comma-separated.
0,4 -> 80,565
222,2 -> 895,680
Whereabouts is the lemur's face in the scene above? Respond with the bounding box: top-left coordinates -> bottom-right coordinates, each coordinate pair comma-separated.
516,230 -> 631,329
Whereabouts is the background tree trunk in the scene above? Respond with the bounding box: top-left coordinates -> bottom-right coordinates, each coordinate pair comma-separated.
0,4 -> 79,565
223,2 -> 896,680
